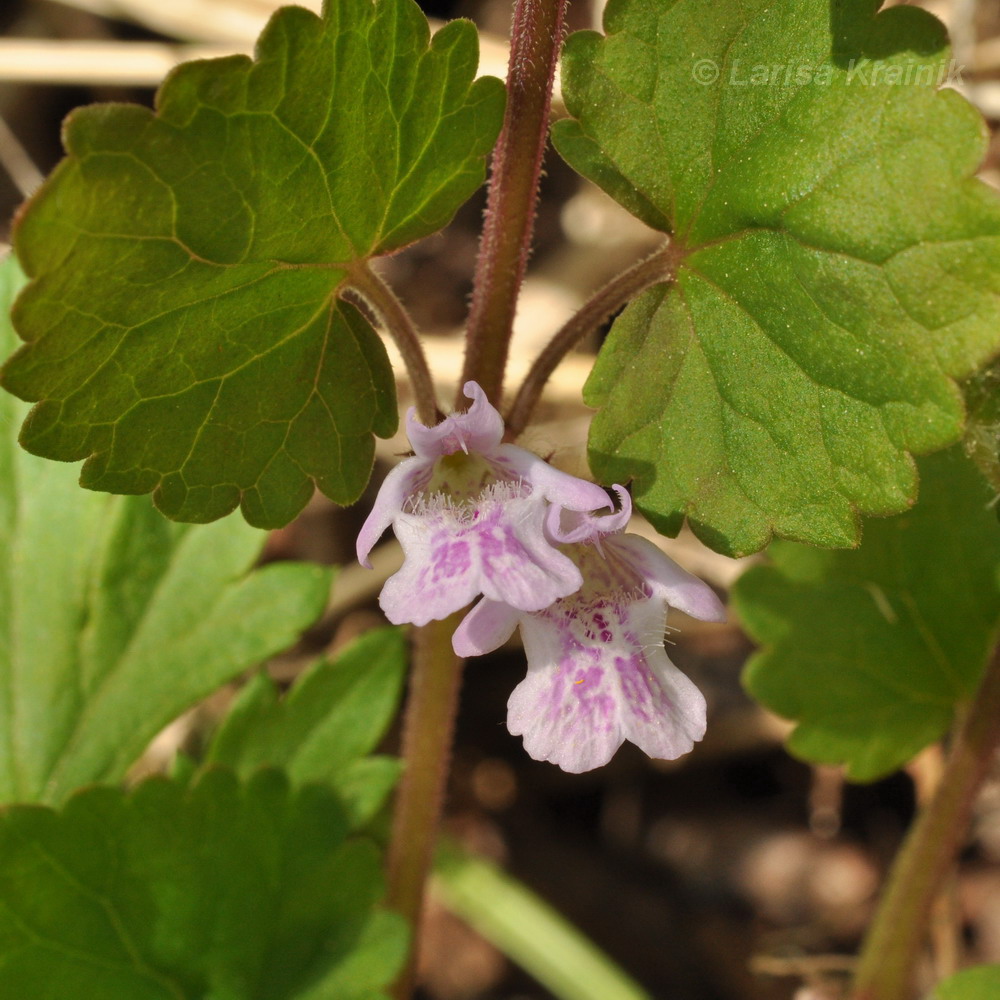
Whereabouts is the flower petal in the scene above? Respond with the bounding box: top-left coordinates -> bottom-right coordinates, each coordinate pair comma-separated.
493,444 -> 610,511
610,536 -> 726,622
406,381 -> 504,459
453,599 -> 520,657
507,596 -> 706,772
613,601 -> 707,759
356,456 -> 432,568
378,493 -> 584,625
546,484 -> 631,545
507,613 -> 624,772
478,493 -> 583,611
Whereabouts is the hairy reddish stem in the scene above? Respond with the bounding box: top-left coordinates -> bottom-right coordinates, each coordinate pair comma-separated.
850,646 -> 1000,1000
459,0 -> 569,407
387,614 -> 465,1000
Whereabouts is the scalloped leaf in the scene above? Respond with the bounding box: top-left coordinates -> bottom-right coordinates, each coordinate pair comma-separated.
2,0 -> 504,527
0,769 -> 407,999
732,448 -> 1000,781
0,256 -> 331,804
555,0 -> 1000,556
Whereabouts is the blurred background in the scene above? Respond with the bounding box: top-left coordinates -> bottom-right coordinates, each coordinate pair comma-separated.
2,1 -> 1000,998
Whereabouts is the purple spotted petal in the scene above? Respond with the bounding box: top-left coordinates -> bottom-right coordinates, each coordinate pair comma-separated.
453,599 -> 521,657
507,597 -> 706,773
610,535 -> 726,623
406,381 -> 504,459
356,456 -> 433,568
378,491 -> 584,626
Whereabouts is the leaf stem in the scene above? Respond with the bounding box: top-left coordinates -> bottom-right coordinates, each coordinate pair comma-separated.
505,242 -> 681,437
850,645 -> 1000,1000
341,265 -> 439,425
386,613 -> 465,1000
459,0 -> 569,407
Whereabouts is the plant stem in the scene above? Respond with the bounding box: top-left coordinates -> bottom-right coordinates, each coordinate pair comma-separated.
850,647 -> 1000,1000
386,613 -> 465,1000
385,5 -> 568,994
341,264 -> 439,425
505,242 -> 681,437
459,0 -> 569,407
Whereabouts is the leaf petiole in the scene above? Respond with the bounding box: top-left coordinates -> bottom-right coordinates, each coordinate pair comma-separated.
341,264 -> 440,426
505,241 -> 682,438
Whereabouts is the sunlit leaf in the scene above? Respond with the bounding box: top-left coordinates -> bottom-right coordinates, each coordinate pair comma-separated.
556,0 -> 1000,555
933,966 -> 1000,1000
2,0 -> 504,527
0,769 -> 407,999
207,628 -> 406,827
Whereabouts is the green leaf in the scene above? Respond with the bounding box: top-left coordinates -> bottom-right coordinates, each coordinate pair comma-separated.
933,966 -> 1000,1000
0,255 -> 331,804
2,0 -> 504,528
555,0 -> 1000,556
0,769 -> 408,999
732,447 -> 1000,781
207,628 -> 406,826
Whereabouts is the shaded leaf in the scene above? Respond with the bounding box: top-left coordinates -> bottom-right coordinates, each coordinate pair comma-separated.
0,769 -> 407,999
732,448 -> 1000,780
0,256 -> 331,804
207,628 -> 406,826
555,0 -> 1000,555
2,0 -> 504,527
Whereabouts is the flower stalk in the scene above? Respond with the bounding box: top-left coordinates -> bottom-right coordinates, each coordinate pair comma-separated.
850,645 -> 1000,1000
460,0 -> 570,406
387,612 -> 465,1000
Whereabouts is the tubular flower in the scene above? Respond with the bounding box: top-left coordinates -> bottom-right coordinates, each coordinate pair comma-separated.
453,488 -> 726,773
357,381 -> 610,627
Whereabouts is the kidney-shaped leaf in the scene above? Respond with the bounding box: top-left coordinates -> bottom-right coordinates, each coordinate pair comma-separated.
555,0 -> 1000,555
0,769 -> 407,999
2,0 -> 504,527
732,448 -> 1000,781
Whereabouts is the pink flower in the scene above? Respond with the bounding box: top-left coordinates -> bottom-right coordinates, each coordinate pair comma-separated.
453,489 -> 726,773
357,382 -> 610,627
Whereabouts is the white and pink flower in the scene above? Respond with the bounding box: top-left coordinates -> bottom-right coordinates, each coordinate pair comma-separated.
359,385 -> 725,773
357,381 -> 610,626
454,489 -> 726,773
